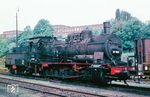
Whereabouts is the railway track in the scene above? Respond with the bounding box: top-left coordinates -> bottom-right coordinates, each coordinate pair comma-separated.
0,74 -> 105,97
0,73 -> 150,96
2,72 -> 150,90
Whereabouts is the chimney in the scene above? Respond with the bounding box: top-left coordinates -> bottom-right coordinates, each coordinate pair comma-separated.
103,22 -> 110,34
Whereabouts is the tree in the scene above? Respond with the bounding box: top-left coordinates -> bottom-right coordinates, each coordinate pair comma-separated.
112,9 -> 146,51
18,26 -> 33,46
110,19 -> 125,34
115,9 -> 132,21
115,9 -> 121,21
0,37 -> 9,57
142,23 -> 150,38
115,18 -> 144,51
33,19 -> 54,37
92,29 -> 102,36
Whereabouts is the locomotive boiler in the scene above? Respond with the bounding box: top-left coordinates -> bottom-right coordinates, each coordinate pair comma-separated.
5,22 -> 129,84
64,22 -> 122,65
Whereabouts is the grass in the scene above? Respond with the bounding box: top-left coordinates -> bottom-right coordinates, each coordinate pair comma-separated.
0,58 -> 5,68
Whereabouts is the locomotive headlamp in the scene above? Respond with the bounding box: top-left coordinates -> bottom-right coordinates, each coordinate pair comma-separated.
112,50 -> 120,54
145,66 -> 148,70
115,51 -> 120,54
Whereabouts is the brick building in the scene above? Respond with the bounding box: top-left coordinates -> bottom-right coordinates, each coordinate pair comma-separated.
53,24 -> 102,36
0,30 -> 22,38
0,24 -> 102,38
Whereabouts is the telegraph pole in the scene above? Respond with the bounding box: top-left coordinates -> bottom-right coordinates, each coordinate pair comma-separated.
16,9 -> 19,47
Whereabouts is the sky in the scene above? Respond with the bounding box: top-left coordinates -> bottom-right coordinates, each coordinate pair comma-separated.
0,0 -> 150,33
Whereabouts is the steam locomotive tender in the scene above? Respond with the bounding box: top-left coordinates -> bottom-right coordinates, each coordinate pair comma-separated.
5,22 -> 129,84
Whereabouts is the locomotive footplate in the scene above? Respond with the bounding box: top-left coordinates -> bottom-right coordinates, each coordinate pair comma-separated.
109,66 -> 129,81
38,62 -> 91,79
90,64 -> 129,83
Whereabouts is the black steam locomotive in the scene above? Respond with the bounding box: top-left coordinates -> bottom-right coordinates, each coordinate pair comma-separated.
5,22 -> 129,84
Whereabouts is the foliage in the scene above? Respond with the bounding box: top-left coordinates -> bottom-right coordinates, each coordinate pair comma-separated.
1,10 -> 150,57
110,9 -> 150,51
123,19 -> 144,51
0,61 -> 5,68
111,16 -> 145,51
142,23 -> 150,38
33,19 -> 54,37
115,9 -> 132,21
0,18 -> 54,57
0,37 -> 9,57
92,29 -> 102,36
18,26 -> 32,46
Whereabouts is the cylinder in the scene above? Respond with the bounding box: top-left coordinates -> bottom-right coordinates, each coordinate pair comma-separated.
103,22 -> 110,34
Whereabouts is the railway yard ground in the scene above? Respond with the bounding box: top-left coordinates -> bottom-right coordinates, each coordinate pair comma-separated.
0,59 -> 150,97
0,73 -> 150,97
0,82 -> 54,97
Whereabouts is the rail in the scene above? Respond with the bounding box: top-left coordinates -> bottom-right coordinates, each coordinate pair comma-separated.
0,74 -> 106,97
